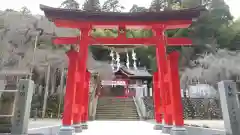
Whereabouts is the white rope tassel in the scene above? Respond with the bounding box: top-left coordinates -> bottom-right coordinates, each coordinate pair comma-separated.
116,51 -> 120,71
110,49 -> 115,71
126,50 -> 130,69
132,49 -> 137,70
110,49 -> 121,72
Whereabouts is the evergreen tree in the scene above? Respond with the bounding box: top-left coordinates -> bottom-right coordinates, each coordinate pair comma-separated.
149,0 -> 182,11
149,0 -> 167,12
60,0 -> 80,9
82,0 -> 101,11
129,4 -> 148,12
102,0 -> 124,12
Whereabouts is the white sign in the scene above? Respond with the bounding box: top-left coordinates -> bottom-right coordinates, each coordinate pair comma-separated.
101,80 -> 126,86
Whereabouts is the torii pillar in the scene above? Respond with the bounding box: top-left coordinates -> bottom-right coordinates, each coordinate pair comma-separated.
162,55 -> 174,134
72,70 -> 90,132
72,28 -> 90,133
60,49 -> 78,134
153,27 -> 186,135
153,72 -> 163,130
81,71 -> 91,129
168,51 -> 186,135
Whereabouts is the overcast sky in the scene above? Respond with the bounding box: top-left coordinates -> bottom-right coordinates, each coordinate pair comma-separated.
0,0 -> 239,19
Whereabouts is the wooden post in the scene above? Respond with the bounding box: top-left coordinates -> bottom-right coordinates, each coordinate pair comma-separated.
73,28 -> 90,132
81,71 -> 90,129
154,27 -> 173,134
62,50 -> 78,126
168,51 -> 184,126
164,56 -> 173,128
168,51 -> 187,135
153,72 -> 163,130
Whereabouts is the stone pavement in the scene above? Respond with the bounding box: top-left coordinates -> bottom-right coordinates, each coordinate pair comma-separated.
27,119 -> 225,135
146,119 -> 225,130
28,120 -> 169,135
75,121 -> 169,135
28,119 -> 61,130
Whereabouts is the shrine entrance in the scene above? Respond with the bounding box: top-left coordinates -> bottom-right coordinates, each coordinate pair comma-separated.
100,80 -> 127,97
110,86 -> 125,97
40,4 -> 204,135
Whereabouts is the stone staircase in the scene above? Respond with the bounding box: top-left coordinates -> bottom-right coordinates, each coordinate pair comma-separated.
95,97 -> 140,120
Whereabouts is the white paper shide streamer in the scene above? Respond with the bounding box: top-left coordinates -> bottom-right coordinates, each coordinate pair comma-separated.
132,49 -> 137,70
126,49 -> 130,69
109,48 -> 120,72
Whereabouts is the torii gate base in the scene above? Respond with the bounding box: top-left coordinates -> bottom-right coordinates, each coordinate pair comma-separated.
153,51 -> 185,135
40,4 -> 204,135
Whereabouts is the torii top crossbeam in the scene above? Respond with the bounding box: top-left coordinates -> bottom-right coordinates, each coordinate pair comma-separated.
40,4 -> 204,29
40,5 -> 204,47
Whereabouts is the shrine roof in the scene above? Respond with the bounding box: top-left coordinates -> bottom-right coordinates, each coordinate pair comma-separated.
40,4 -> 205,22
119,66 -> 152,78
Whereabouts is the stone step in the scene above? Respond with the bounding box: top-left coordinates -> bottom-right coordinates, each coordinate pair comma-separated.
99,98 -> 133,100
99,97 -> 133,99
98,101 -> 135,103
96,115 -> 138,117
97,105 -> 135,107
96,97 -> 139,120
97,105 -> 136,107
96,111 -> 137,115
96,116 -> 139,120
96,112 -> 137,115
96,114 -> 138,117
96,108 -> 137,111
96,118 -> 139,121
97,104 -> 136,107
96,109 -> 137,112
95,117 -> 139,120
98,99 -> 134,102
95,115 -> 139,118
98,101 -> 134,103
98,102 -> 135,104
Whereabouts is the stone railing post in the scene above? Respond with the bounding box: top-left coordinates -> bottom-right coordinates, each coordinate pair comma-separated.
218,80 -> 240,135
11,79 -> 34,135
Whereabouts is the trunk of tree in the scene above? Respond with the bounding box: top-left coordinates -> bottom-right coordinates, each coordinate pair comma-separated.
50,68 -> 56,95
42,65 -> 50,118
0,76 -> 17,133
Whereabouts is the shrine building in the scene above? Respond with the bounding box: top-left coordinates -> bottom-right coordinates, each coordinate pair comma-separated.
99,65 -> 152,97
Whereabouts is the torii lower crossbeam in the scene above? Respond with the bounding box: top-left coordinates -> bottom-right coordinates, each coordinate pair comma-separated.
53,37 -> 192,46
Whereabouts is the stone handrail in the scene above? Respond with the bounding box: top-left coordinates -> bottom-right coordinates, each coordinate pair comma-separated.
132,86 -> 148,119
138,97 -> 147,119
91,95 -> 99,120
132,96 -> 144,119
88,76 -> 100,120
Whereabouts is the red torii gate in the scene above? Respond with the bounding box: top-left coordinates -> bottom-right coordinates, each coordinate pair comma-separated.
40,4 -> 204,135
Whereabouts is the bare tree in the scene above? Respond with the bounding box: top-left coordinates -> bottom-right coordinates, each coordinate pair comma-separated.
181,49 -> 240,89
0,8 -> 113,130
